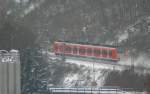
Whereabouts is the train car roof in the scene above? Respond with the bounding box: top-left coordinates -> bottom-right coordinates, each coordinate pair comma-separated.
54,41 -> 118,49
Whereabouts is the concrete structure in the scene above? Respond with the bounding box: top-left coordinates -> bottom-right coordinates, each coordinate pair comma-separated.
0,50 -> 21,94
49,87 -> 128,94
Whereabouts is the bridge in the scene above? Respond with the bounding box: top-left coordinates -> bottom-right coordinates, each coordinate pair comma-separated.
48,87 -> 134,94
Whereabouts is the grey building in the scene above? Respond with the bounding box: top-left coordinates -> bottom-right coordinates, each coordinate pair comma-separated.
0,50 -> 21,94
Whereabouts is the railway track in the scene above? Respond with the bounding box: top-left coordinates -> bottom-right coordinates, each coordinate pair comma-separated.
47,52 -> 150,74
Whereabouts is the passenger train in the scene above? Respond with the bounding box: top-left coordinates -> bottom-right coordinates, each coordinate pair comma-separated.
53,41 -> 120,62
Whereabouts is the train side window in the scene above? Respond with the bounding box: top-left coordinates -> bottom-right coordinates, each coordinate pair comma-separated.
87,48 -> 92,54
94,49 -> 100,55
79,48 -> 85,54
99,49 -> 101,55
59,45 -> 63,52
54,44 -> 58,51
98,49 -> 101,55
73,47 -> 78,53
102,49 -> 107,55
109,50 -> 112,56
65,46 -> 71,52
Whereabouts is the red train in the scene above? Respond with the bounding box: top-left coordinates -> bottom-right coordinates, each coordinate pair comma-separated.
53,41 -> 119,61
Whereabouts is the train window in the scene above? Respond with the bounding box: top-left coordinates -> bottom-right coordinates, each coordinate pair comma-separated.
108,50 -> 112,56
65,46 -> 71,52
59,45 -> 64,52
94,49 -> 100,55
102,49 -> 107,55
54,45 -> 58,51
73,47 -> 78,53
79,48 -> 85,54
98,49 -> 101,55
87,48 -> 92,54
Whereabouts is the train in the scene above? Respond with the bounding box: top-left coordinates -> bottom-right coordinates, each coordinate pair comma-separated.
53,41 -> 120,62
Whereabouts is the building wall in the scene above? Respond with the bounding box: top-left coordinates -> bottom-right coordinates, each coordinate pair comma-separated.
0,50 -> 21,94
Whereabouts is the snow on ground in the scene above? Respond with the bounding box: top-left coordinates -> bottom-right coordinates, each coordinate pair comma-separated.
118,30 -> 128,43
119,53 -> 150,69
62,67 -> 108,88
14,0 -> 30,4
66,58 -> 123,71
118,55 -> 150,74
14,0 -> 21,3
20,0 -> 45,17
134,54 -> 150,68
46,51 -> 110,88
46,51 -> 148,93
63,73 -> 78,87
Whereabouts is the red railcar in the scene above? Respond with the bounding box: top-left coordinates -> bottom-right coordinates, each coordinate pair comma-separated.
53,41 -> 119,61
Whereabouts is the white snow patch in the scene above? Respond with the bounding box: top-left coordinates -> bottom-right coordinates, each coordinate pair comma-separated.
134,54 -> 150,69
66,59 -> 122,71
14,0 -> 29,3
20,1 -> 44,17
6,10 -> 12,15
118,53 -> 150,74
10,49 -> 19,53
63,68 -> 108,87
63,74 -> 78,87
118,30 -> 128,43
94,70 -> 107,87
14,0 -> 21,3
24,4 -> 35,15
22,0 -> 29,3
119,53 -> 150,68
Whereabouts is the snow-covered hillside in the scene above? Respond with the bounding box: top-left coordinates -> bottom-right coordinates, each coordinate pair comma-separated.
45,50 -> 146,92
46,54 -> 110,88
3,0 -> 150,93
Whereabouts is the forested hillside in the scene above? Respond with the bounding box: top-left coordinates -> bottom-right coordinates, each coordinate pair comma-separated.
0,0 -> 150,50
1,0 -> 150,93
